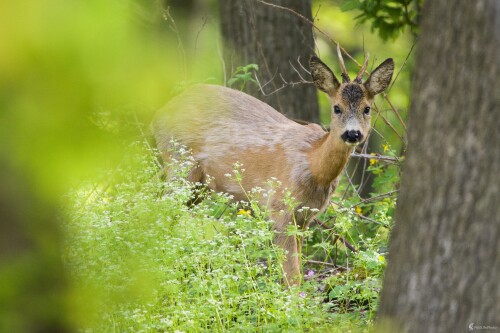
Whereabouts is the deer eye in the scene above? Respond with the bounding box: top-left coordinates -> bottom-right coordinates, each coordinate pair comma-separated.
364,106 -> 371,115
334,105 -> 341,114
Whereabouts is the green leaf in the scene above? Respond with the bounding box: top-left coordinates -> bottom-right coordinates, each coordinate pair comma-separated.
384,6 -> 402,18
329,285 -> 349,300
243,64 -> 259,71
341,0 -> 360,12
235,73 -> 252,81
227,78 -> 238,87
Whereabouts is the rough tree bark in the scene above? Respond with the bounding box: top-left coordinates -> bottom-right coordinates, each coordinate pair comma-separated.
376,1 -> 499,332
219,0 -> 319,122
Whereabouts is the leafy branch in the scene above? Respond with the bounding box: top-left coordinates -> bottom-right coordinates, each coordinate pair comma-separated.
341,0 -> 422,40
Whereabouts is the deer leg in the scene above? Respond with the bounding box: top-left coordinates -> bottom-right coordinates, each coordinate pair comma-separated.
186,165 -> 206,207
273,213 -> 302,286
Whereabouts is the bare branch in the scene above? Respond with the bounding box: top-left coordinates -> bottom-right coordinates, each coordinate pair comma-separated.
352,190 -> 399,206
372,103 -> 408,145
383,94 -> 407,131
163,7 -> 187,79
216,38 -> 227,87
289,60 -> 308,82
297,56 -> 310,74
194,15 -> 209,58
343,168 -> 363,200
254,58 -> 314,97
350,152 -> 402,164
306,260 -> 339,268
388,39 -> 417,94
254,73 -> 287,96
355,212 -> 388,227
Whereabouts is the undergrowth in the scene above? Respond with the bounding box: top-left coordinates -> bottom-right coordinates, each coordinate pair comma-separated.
64,140 -> 399,332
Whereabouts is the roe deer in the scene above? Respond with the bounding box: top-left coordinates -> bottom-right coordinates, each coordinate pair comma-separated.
153,47 -> 394,285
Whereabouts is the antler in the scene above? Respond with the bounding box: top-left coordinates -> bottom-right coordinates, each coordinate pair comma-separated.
337,44 -> 350,83
354,52 -> 370,83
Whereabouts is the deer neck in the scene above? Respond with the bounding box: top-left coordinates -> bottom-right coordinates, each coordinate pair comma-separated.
308,131 -> 352,185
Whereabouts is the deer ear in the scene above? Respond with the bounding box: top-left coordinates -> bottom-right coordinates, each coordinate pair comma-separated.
364,58 -> 394,96
310,56 -> 340,95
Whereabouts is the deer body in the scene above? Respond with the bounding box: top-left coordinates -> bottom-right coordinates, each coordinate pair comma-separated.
155,85 -> 347,205
154,51 -> 394,285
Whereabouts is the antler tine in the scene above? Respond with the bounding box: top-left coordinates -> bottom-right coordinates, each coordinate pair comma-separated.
354,52 -> 370,83
337,44 -> 350,83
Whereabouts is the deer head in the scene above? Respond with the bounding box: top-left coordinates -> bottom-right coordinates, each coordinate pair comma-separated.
310,46 -> 394,146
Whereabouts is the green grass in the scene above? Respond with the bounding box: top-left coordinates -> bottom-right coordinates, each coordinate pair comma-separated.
63,141 -> 398,332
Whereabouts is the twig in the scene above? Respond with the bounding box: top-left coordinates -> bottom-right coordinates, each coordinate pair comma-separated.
216,38 -> 227,87
343,168 -> 362,200
372,103 -> 407,144
297,56 -> 310,74
163,7 -> 187,79
194,15 -> 209,58
350,152 -> 401,164
339,236 -> 357,253
312,3 -> 321,22
388,39 -> 417,94
352,190 -> 399,206
254,73 -> 287,96
383,95 -> 407,131
313,218 -> 358,253
255,67 -> 280,90
288,60 -> 308,82
356,137 -> 371,195
374,41 -> 417,133
306,260 -> 338,268
355,212 -> 387,227
254,70 -> 311,97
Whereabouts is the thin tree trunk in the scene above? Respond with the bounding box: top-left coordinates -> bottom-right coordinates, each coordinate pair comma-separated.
219,0 -> 319,122
376,1 -> 500,332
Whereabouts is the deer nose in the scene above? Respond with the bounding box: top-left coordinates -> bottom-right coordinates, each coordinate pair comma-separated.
341,130 -> 363,144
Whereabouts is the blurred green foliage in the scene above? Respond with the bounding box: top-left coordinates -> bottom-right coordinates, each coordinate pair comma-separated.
340,0 -> 422,40
0,0 -> 181,331
0,0 -> 181,198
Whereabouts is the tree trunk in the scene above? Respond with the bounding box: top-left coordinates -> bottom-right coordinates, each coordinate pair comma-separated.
219,0 -> 319,122
376,1 -> 500,332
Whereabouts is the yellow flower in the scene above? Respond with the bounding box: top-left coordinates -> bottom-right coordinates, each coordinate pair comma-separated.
355,206 -> 363,215
383,144 -> 390,153
377,255 -> 386,264
369,153 -> 378,165
237,209 -> 252,217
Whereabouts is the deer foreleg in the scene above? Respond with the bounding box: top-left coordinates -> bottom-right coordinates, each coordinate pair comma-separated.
273,213 -> 302,286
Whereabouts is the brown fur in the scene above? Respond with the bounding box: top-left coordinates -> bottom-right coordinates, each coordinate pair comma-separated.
153,56 -> 393,285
